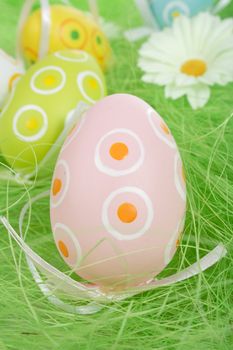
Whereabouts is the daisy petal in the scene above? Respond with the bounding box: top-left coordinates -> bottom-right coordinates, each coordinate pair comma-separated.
142,73 -> 175,85
165,85 -> 187,99
187,85 -> 211,110
175,73 -> 196,86
137,12 -> 233,108
138,59 -> 175,74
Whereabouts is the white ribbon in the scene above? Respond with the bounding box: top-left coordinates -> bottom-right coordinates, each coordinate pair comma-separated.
16,0 -> 34,66
39,0 -> 51,59
16,0 -> 100,67
124,26 -> 154,42
212,0 -> 231,14
16,0 -> 51,66
134,0 -> 159,29
0,191 -> 227,314
88,0 -> 100,23
123,0 -> 160,42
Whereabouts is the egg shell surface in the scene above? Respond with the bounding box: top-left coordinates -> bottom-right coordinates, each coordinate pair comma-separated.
50,94 -> 186,290
149,0 -> 213,27
0,50 -> 24,109
0,50 -> 106,173
21,5 -> 112,71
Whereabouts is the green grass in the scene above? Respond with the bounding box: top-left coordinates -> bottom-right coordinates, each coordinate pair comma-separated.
0,1 -> 233,349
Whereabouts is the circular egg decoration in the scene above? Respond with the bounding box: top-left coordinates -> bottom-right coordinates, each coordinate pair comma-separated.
152,0 -> 213,27
21,5 -> 112,71
50,94 -> 186,291
136,0 -> 214,28
0,50 -> 24,110
0,50 -> 106,174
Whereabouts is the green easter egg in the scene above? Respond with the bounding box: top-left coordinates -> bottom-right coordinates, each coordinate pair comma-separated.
0,50 -> 106,175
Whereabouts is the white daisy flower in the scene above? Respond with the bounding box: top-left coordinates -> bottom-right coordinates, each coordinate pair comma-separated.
138,13 -> 233,109
85,12 -> 122,39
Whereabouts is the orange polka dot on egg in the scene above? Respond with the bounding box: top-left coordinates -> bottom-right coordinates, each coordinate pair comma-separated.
182,166 -> 186,183
58,240 -> 69,258
110,142 -> 128,160
8,72 -> 22,91
161,122 -> 170,135
52,178 -> 62,196
117,202 -> 137,223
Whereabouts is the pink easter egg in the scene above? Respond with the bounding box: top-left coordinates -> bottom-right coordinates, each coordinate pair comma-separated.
50,94 -> 186,291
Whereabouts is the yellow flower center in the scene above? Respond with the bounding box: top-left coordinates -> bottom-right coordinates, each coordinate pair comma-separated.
180,59 -> 207,77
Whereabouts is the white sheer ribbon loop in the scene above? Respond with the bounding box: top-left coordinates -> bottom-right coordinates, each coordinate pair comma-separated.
0,190 -> 227,313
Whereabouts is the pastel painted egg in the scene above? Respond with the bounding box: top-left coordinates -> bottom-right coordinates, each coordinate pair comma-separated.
21,5 -> 112,71
150,0 -> 213,27
0,50 -> 106,174
0,50 -> 24,109
50,94 -> 186,291
136,0 -> 214,28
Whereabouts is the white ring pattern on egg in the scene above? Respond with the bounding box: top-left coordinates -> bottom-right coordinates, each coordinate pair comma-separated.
30,66 -> 66,95
163,1 -> 190,25
95,128 -> 145,177
54,222 -> 82,267
102,186 -> 154,241
51,159 -> 70,208
77,71 -> 104,104
174,152 -> 186,201
147,108 -> 176,149
54,51 -> 89,62
13,104 -> 48,142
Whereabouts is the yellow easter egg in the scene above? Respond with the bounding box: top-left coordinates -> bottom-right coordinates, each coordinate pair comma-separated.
21,5 -> 112,71
0,50 -> 107,176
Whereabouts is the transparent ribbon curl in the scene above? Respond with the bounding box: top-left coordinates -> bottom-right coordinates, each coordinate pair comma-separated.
0,190 -> 227,314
